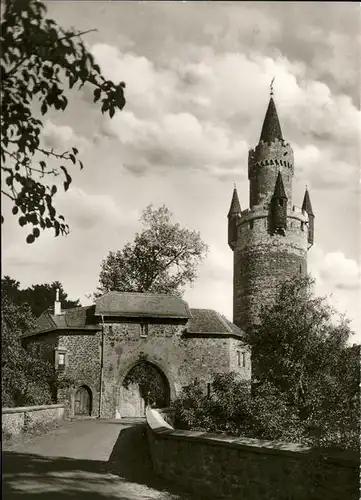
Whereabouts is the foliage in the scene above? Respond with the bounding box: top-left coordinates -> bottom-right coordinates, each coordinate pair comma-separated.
2,275 -> 80,317
97,205 -> 208,296
1,0 -> 126,241
1,294 -> 54,407
174,276 -> 359,451
123,356 -> 168,408
173,374 -> 305,443
244,274 -> 360,450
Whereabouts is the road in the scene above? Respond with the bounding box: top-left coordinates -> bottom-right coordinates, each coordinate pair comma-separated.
2,419 -> 199,500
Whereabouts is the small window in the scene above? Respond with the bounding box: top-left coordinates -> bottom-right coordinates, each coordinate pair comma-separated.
108,325 -> 113,334
237,351 -> 246,367
242,352 -> 246,368
249,220 -> 254,229
140,323 -> 149,338
207,383 -> 211,397
57,352 -> 66,371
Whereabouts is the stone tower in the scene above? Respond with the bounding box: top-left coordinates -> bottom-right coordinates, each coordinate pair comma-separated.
228,90 -> 315,332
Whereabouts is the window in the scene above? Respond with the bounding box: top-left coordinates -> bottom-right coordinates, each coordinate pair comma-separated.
140,323 -> 149,338
56,349 -> 67,371
58,352 -> 66,371
207,383 -> 211,397
242,352 -> 246,368
108,325 -> 113,334
237,351 -> 246,368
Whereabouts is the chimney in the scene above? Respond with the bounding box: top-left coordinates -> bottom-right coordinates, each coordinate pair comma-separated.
54,288 -> 61,315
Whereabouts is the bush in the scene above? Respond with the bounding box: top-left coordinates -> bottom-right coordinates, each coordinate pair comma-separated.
173,372 -> 358,450
173,374 -> 306,442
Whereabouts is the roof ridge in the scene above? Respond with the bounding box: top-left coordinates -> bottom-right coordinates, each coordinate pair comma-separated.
100,291 -> 185,299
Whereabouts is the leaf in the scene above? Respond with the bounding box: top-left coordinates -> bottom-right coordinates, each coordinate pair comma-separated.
41,102 -> 47,115
69,154 -> 76,164
93,88 -> 101,103
72,147 -> 78,155
101,100 -> 109,113
60,166 -> 72,191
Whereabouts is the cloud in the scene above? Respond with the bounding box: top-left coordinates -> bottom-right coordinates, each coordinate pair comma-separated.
293,144 -> 359,191
54,187 -> 139,232
90,42 -> 359,192
309,246 -> 361,290
101,109 -> 249,179
41,120 -> 89,153
319,252 -> 360,291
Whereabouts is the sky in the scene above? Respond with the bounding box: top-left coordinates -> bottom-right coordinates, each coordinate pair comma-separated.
2,1 -> 361,342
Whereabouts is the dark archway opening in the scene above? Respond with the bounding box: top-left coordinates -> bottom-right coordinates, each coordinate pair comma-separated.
121,361 -> 170,417
74,385 -> 92,416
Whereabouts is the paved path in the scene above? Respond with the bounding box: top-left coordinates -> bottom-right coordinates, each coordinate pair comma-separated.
2,419 -> 199,500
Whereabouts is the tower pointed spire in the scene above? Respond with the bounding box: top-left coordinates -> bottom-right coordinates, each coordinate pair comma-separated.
259,87 -> 283,143
302,187 -> 314,215
272,171 -> 287,200
227,185 -> 241,217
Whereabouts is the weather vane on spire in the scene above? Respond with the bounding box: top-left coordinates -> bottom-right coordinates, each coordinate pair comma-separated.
270,77 -> 275,97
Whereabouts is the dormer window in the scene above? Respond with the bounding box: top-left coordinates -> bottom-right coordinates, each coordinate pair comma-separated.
140,323 -> 149,338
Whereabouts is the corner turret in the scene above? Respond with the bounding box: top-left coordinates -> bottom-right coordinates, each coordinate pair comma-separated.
302,188 -> 315,247
227,186 -> 241,250
270,171 -> 288,235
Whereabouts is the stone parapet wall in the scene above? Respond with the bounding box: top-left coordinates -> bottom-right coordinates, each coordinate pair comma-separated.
2,404 -> 65,439
146,408 -> 359,500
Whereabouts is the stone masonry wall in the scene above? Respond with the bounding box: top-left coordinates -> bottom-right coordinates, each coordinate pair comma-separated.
101,321 -> 184,418
146,408 -> 359,500
99,321 -> 242,418
57,331 -> 102,417
2,404 -> 65,439
229,338 -> 252,379
233,213 -> 308,331
25,323 -> 249,419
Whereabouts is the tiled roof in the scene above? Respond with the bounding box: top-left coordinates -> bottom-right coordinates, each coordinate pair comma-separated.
95,291 -> 191,319
35,309 -> 57,332
186,309 -> 245,338
26,305 -> 98,337
259,97 -> 283,143
26,302 -> 243,340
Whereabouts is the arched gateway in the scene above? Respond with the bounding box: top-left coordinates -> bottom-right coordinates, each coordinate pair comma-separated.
117,361 -> 170,418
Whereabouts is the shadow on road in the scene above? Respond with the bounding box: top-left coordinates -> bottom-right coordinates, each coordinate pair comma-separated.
2,424 -> 206,500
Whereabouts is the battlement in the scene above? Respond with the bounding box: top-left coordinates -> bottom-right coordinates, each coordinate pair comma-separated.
249,138 -> 293,160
